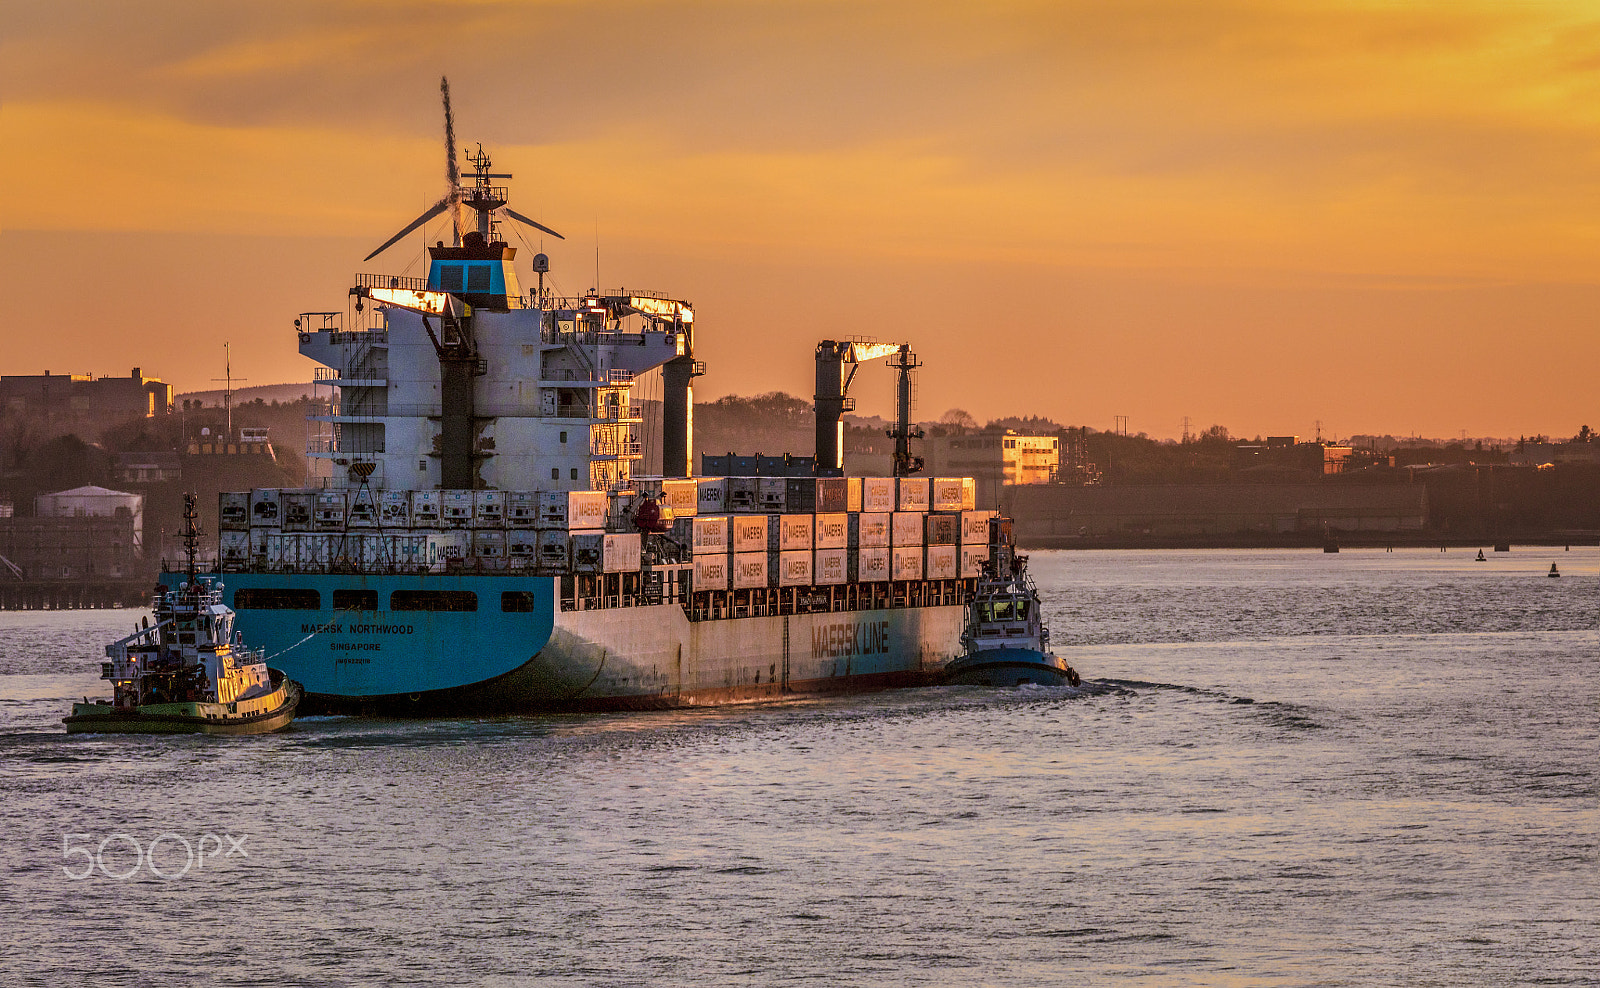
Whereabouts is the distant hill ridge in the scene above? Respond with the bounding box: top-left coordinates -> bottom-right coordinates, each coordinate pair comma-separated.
177,383 -> 315,406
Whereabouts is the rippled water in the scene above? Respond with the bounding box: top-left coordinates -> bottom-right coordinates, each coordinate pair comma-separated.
2,548 -> 1596,986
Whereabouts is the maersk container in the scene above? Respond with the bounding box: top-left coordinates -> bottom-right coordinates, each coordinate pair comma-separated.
410,490 -> 442,527
846,477 -> 863,513
861,477 -> 895,513
248,527 -> 272,559
696,478 -> 727,514
298,533 -> 331,569
925,545 -> 958,580
727,477 -> 758,513
279,492 -> 313,532
569,491 -> 609,531
784,478 -> 817,513
778,549 -> 813,587
570,532 -> 604,573
314,491 -> 348,531
815,547 -> 849,586
778,514 -> 813,551
506,491 -> 539,528
219,530 -> 249,569
219,493 -> 250,531
265,533 -> 296,570
891,511 -> 925,547
386,534 -> 428,569
857,512 -> 890,548
535,530 -> 569,571
249,489 -> 281,527
757,477 -> 786,512
730,514 -> 768,554
693,553 -> 729,591
815,477 -> 848,513
960,544 -> 989,579
442,490 -> 474,527
814,512 -> 848,550
960,510 -> 995,545
931,478 -> 976,513
857,546 -> 891,582
473,490 -> 506,527
661,479 -> 698,518
731,551 -> 768,590
379,490 -> 411,528
689,515 -> 730,554
507,529 -> 538,558
603,533 -> 642,573
348,488 -> 379,528
473,529 -> 507,559
896,477 -> 930,512
892,545 -> 924,581
925,513 -> 959,546
426,531 -> 469,569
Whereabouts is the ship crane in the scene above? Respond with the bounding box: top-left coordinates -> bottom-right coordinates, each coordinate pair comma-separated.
814,340 -> 924,478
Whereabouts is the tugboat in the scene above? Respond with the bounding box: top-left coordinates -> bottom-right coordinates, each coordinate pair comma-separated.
64,495 -> 300,735
943,516 -> 1081,688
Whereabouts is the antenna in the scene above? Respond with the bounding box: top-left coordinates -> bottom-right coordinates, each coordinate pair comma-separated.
211,342 -> 246,442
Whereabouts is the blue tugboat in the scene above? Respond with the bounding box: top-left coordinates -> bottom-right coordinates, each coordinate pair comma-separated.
944,517 -> 1081,688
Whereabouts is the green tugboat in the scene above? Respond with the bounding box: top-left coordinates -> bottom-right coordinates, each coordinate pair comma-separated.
63,495 -> 300,735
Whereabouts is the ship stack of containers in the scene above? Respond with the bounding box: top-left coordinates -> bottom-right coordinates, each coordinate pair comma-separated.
672,513 -> 730,590
814,512 -> 849,585
857,509 -> 890,583
776,513 -> 813,587
410,491 -> 442,528
891,507 -> 925,581
729,514 -> 768,589
661,479 -> 699,519
726,477 -> 758,513
348,488 -> 378,528
441,491 -> 473,527
924,511 -> 959,581
960,509 -> 995,578
507,491 -> 539,528
379,490 -> 410,527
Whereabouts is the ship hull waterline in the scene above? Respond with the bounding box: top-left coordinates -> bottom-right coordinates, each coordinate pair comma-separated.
63,679 -> 302,735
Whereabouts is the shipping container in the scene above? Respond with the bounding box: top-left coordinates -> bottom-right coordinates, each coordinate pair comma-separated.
473,529 -> 507,559
535,530 -> 569,570
727,477 -> 758,513
731,551 -> 768,590
925,513 -> 959,546
297,533 -> 331,569
219,530 -> 249,568
815,477 -> 848,513
410,490 -> 442,527
857,546 -> 891,582
506,529 -> 538,558
248,527 -> 272,559
931,477 -> 976,512
426,531 -> 468,569
314,491 -> 348,531
569,532 -> 604,573
539,490 -> 606,530
891,511 -> 925,547
778,514 -> 813,551
861,477 -> 896,513
891,545 -> 924,581
857,512 -> 891,548
682,515 -> 730,554
814,547 -> 849,585
846,477 -> 863,513
506,491 -> 539,528
442,490 -> 474,526
757,477 -> 787,512
473,490 -> 505,527
778,549 -> 813,586
281,492 -> 314,532
696,478 -> 727,514
219,493 -> 250,531
249,489 -> 282,527
925,544 -> 958,580
814,512 -> 849,550
692,554 -> 729,591
379,490 -> 411,528
960,544 -> 989,579
784,477 -> 817,512
348,488 -> 379,528
603,533 -> 642,573
661,479 -> 698,518
730,514 -> 768,553
896,477 -> 930,512
960,510 -> 995,545
265,533 -> 296,569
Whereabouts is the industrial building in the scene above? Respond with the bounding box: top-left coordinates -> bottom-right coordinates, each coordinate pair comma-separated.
924,431 -> 1061,509
0,368 -> 173,438
0,486 -> 146,589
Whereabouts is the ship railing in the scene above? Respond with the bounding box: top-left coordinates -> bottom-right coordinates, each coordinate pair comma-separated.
354,272 -> 431,293
591,440 -> 643,457
606,369 -> 635,384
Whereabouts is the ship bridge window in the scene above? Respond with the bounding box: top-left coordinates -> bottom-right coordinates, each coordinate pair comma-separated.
501,591 -> 539,612
438,265 -> 464,291
992,600 -> 1014,621
333,589 -> 379,611
390,590 -> 478,612
233,588 -> 322,610
468,264 -> 492,291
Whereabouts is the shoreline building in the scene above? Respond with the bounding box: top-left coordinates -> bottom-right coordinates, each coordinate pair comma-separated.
925,430 -> 1061,509
0,368 -> 173,439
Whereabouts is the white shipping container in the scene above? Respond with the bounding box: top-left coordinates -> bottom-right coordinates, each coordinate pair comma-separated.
426,531 -> 469,569
857,546 -> 891,582
219,492 -> 249,531
891,511 -> 925,547
661,479 -> 698,518
896,477 -> 930,512
280,492 -> 313,532
379,490 -> 411,528
602,533 -> 642,573
778,514 -> 813,551
314,491 -> 348,530
925,544 -> 958,580
814,512 -> 849,550
375,534 -> 426,568
507,529 -> 538,557
265,533 -> 296,569
892,545 -> 924,581
693,553 -> 729,591
247,527 -> 272,559
297,534 -> 331,569
691,515 -> 729,554
569,490 -> 608,530
931,478 -> 971,512
960,544 -> 989,578
506,491 -> 540,527
757,477 -> 786,512
730,515 -> 768,554
473,530 -> 507,559
535,530 -> 569,569
857,512 -> 891,548
410,490 -> 442,526
473,490 -> 505,527
861,477 -> 895,513
814,547 -> 849,585
347,488 -> 379,528
778,549 -> 813,586
726,477 -> 759,513
442,490 -> 474,525
249,489 -> 281,527
696,478 -> 727,513
731,551 -> 768,589
219,530 -> 249,566
960,510 -> 995,545
570,532 -> 604,572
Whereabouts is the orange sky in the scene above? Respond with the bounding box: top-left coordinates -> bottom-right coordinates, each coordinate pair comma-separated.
5,0 -> 1600,441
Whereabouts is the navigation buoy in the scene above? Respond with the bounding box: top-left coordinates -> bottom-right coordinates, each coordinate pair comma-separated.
1549,564 -> 1560,578
1475,549 -> 1486,562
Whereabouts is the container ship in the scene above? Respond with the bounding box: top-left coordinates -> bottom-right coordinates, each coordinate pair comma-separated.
181,83 -> 1000,714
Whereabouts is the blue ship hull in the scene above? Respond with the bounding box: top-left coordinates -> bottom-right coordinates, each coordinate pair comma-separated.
942,646 -> 1078,688
166,572 -> 967,714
